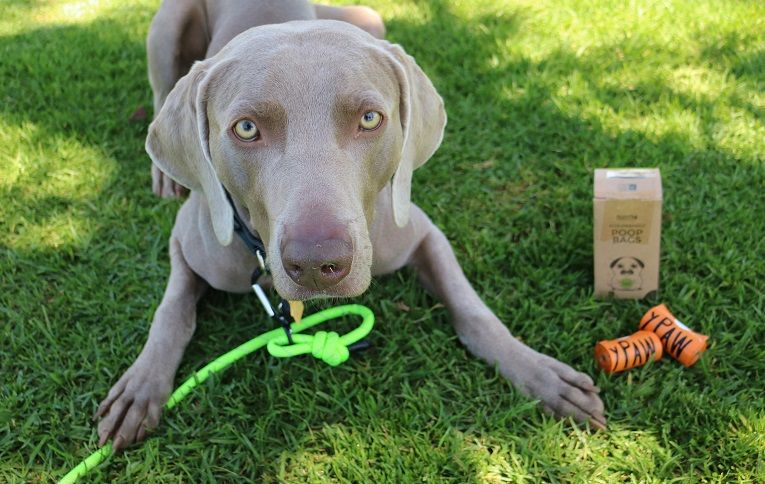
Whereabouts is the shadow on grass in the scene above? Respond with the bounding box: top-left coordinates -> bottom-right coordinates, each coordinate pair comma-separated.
1,0 -> 764,481
0,15 -> 158,259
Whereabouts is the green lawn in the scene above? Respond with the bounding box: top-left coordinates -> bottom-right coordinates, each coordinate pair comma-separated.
2,0 -> 764,481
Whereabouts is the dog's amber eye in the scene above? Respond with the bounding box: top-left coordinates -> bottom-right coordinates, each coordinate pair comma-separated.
359,111 -> 383,131
233,119 -> 259,141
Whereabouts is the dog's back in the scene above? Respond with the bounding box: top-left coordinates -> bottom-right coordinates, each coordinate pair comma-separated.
203,0 -> 315,57
148,0 -> 315,111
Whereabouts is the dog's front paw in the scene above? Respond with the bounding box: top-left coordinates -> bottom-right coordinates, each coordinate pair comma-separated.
94,359 -> 173,451
513,352 -> 606,429
151,163 -> 188,198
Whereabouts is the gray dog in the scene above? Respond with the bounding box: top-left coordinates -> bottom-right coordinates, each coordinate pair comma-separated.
95,0 -> 605,451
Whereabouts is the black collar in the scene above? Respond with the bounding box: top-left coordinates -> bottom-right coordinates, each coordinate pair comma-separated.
224,188 -> 266,264
223,187 -> 294,343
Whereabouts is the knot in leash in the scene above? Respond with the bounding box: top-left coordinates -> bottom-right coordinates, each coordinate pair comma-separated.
309,331 -> 349,366
266,304 -> 374,366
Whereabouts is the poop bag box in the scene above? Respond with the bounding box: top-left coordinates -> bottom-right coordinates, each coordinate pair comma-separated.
594,168 -> 662,299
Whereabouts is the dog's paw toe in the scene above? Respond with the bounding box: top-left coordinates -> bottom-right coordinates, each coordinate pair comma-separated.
95,368 -> 170,449
518,355 -> 606,430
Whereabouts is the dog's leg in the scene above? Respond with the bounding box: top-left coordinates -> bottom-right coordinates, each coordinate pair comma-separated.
313,4 -> 385,39
146,0 -> 209,197
407,216 -> 606,428
94,236 -> 207,450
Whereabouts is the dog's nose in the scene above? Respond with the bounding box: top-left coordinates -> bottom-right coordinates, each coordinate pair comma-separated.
281,222 -> 353,290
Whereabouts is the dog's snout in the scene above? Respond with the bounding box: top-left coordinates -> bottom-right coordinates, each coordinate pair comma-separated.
281,238 -> 353,290
280,220 -> 353,291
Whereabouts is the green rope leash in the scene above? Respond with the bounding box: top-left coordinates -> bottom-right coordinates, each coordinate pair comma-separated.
58,304 -> 374,484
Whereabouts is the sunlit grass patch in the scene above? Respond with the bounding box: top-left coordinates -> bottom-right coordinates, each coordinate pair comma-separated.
0,121 -> 115,250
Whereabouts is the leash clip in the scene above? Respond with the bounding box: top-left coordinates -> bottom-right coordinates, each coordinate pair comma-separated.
251,283 -> 274,317
275,300 -> 294,344
255,249 -> 266,271
251,282 -> 294,345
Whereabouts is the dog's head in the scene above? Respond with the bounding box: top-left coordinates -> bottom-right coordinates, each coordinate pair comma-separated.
146,20 -> 446,300
609,256 -> 644,290
610,256 -> 644,276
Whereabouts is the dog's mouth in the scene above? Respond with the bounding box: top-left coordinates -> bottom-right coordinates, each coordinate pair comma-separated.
273,274 -> 370,301
620,270 -> 635,275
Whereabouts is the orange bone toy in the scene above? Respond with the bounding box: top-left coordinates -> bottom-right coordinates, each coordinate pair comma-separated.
594,331 -> 663,374
638,304 -> 708,367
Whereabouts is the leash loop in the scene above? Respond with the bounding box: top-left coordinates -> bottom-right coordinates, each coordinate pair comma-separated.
266,304 -> 374,366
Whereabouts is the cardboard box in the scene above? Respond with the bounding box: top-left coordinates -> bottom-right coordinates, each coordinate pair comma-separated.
594,168 -> 662,299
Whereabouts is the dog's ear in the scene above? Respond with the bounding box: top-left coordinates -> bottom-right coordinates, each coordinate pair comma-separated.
610,258 -> 622,268
635,258 -> 645,268
145,60 -> 234,246
383,43 -> 447,227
